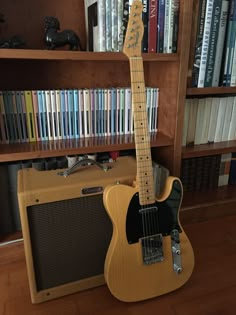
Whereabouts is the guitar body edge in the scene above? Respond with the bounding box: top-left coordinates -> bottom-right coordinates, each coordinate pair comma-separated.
103,178 -> 195,302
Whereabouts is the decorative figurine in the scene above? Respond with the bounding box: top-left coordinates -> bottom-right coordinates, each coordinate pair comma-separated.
0,13 -> 25,49
44,16 -> 82,50
0,35 -> 25,48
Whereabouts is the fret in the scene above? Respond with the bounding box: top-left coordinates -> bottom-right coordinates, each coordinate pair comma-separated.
129,54 -> 155,202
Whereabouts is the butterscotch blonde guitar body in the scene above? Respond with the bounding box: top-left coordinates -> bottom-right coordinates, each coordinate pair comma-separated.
103,177 -> 195,302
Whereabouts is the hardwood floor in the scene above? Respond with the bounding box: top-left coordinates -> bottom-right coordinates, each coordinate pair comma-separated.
1,215 -> 236,315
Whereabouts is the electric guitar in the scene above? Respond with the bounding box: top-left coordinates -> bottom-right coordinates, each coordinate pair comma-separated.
103,1 -> 194,302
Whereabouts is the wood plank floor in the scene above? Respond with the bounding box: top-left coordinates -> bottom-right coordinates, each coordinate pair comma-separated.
1,215 -> 236,315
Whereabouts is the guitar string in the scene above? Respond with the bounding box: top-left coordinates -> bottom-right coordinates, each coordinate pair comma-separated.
132,56 -> 152,259
131,57 -> 147,258
132,56 -> 160,262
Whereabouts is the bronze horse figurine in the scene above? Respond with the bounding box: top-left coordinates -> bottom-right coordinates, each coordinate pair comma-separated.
44,16 -> 82,50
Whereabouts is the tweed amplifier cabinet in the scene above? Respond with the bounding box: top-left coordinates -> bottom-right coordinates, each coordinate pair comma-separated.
17,156 -> 137,303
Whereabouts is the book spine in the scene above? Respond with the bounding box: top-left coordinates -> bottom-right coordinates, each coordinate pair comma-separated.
73,89 -> 79,138
192,0 -> 207,87
55,90 -> 62,140
167,0 -> 174,53
163,0 -> 170,53
79,89 -> 85,137
212,0 -> 229,86
204,0 -> 222,87
222,0 -> 235,85
97,0 -> 106,51
84,0 -> 98,51
229,152 -> 236,184
24,90 -> 36,142
198,0 -> 214,88
0,91 -> 9,143
11,91 -> 21,143
68,89 -> 75,139
157,0 -> 165,53
50,90 -> 58,140
172,0 -> 180,53
111,0 -> 118,51
148,0 -> 158,52
31,90 -> 41,141
45,90 -> 53,141
226,0 -> 236,85
41,90 -> 48,141
142,0 -> 149,52
228,96 -> 236,140
105,0 -> 112,51
117,0 -> 124,51
207,97 -> 220,143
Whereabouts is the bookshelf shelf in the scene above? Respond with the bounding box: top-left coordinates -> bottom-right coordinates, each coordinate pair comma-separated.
0,49 -> 179,62
181,185 -> 236,225
182,140 -> 236,159
186,87 -> 236,96
0,132 -> 173,163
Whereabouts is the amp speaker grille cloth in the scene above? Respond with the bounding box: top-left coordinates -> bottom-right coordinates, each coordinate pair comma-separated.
27,194 -> 112,291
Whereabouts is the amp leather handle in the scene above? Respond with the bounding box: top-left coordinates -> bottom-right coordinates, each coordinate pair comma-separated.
57,158 -> 111,177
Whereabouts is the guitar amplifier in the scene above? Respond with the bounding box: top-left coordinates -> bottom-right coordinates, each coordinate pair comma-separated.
17,156 -> 137,303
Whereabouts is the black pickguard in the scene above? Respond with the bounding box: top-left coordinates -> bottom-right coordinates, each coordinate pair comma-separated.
126,179 -> 182,244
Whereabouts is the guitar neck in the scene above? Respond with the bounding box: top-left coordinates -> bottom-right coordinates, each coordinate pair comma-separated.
130,57 -> 155,205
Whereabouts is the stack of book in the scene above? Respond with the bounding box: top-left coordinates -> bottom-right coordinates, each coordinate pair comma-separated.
182,96 -> 236,146
192,0 -> 236,87
181,152 -> 235,192
0,87 -> 159,144
84,0 -> 180,53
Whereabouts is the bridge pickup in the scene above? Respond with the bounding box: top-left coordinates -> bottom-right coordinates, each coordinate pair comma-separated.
141,234 -> 164,265
171,229 -> 182,274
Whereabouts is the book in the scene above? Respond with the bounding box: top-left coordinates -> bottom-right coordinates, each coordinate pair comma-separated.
200,97 -> 212,143
212,0 -> 229,86
186,98 -> 198,146
192,0 -> 207,87
194,98 -> 206,144
84,0 -> 98,51
198,0 -> 214,87
228,96 -> 236,140
229,152 -> 236,184
221,96 -> 234,141
142,0 -> 149,52
148,0 -> 158,53
218,152 -> 232,186
204,0 -> 222,87
24,90 -> 36,142
172,0 -> 180,53
157,0 -> 165,53
0,91 -> 9,143
207,97 -> 220,143
214,97 -> 227,142
222,0 -> 236,85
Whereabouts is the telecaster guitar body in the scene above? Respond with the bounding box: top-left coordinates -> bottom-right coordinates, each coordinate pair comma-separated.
104,1 -> 194,302
104,178 -> 194,302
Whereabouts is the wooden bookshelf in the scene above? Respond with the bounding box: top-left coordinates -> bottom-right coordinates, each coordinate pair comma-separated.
181,185 -> 236,225
186,87 -> 236,96
0,49 -> 179,62
0,132 -> 173,162
182,140 -> 236,158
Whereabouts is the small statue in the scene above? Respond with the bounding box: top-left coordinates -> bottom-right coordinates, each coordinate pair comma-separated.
0,35 -> 25,48
44,16 -> 82,51
0,13 -> 25,49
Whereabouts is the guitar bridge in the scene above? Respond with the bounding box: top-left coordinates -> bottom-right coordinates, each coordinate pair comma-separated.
171,229 -> 182,274
141,234 -> 164,265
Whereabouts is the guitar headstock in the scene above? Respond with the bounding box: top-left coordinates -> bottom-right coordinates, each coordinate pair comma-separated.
123,1 -> 144,59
